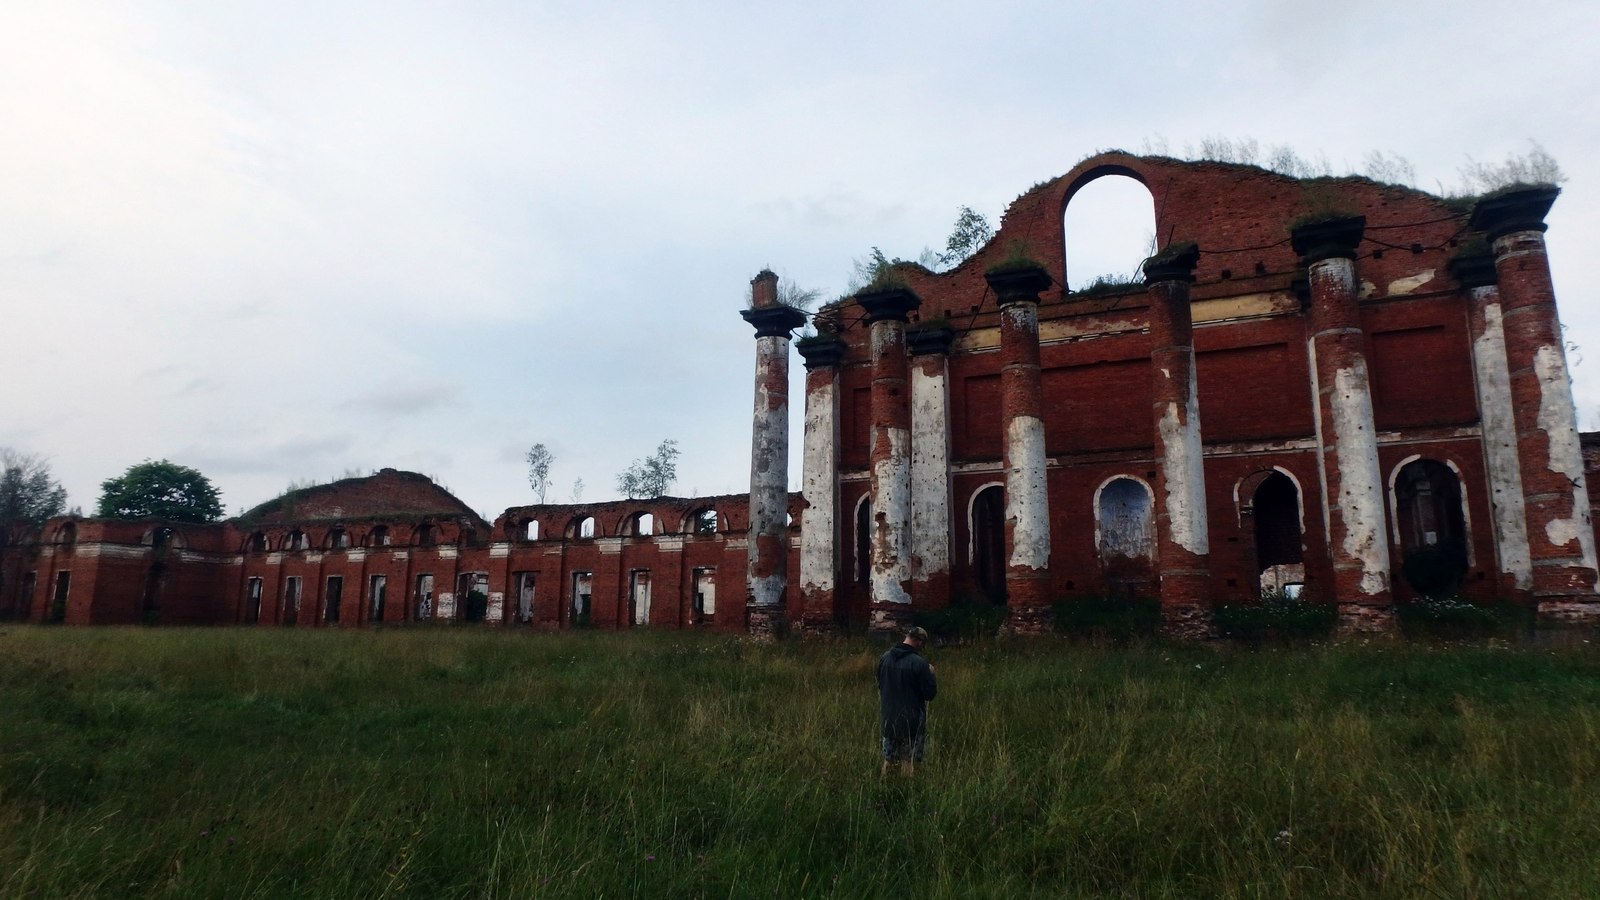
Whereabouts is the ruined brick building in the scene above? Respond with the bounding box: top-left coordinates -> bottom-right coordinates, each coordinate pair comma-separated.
3,152 -> 1597,636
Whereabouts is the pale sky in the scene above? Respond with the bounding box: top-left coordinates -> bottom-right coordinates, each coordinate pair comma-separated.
4,1 -> 1598,520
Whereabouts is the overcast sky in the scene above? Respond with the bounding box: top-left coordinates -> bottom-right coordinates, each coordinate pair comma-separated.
3,1 -> 1598,520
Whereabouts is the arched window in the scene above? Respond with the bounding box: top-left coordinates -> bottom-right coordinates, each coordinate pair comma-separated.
248,531 -> 268,553
854,495 -> 873,587
55,522 -> 76,550
1063,172 -> 1157,293
969,484 -> 1005,602
1241,469 -> 1305,595
367,526 -> 391,547
413,523 -> 436,548
327,527 -> 349,550
1095,477 -> 1155,595
625,512 -> 654,537
521,519 -> 540,542
567,516 -> 597,540
284,530 -> 308,552
151,526 -> 177,552
687,508 -> 718,535
1394,459 -> 1469,597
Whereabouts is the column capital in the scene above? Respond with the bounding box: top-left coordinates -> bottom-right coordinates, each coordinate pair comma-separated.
983,263 -> 1051,306
855,286 -> 921,323
1290,215 -> 1365,265
1142,242 -> 1200,284
796,336 -> 846,369
906,324 -> 955,356
1447,251 -> 1499,289
740,305 -> 807,338
1469,185 -> 1560,242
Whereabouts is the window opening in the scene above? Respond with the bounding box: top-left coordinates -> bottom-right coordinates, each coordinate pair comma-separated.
245,576 -> 263,623
513,571 -> 536,623
970,485 -> 1005,602
571,571 -> 593,626
414,573 -> 434,620
369,574 -> 387,622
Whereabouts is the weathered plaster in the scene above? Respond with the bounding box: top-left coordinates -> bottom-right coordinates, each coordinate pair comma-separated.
909,362 -> 951,579
1386,269 -> 1436,296
1468,292 -> 1532,588
1005,415 -> 1050,570
1533,344 -> 1599,570
1157,350 -> 1209,556
1330,362 -> 1392,595
799,375 -> 837,595
748,332 -> 792,608
870,428 -> 912,605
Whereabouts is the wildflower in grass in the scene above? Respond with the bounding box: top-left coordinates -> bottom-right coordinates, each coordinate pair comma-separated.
1274,828 -> 1292,848
646,854 -> 656,862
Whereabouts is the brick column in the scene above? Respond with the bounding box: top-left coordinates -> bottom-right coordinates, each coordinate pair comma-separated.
796,336 -> 844,635
908,325 -> 955,610
984,264 -> 1053,633
739,270 -> 807,640
855,285 -> 921,636
1292,217 -> 1394,633
1142,244 -> 1211,638
1470,188 -> 1599,622
1451,251 -> 1533,598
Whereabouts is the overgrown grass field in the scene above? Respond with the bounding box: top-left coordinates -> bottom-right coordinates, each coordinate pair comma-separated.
2,626 -> 1598,898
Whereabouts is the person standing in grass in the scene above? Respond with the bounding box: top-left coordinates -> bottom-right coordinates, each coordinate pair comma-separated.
878,625 -> 938,776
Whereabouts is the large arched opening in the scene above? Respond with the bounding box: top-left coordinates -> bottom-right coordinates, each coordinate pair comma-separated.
1062,171 -> 1157,293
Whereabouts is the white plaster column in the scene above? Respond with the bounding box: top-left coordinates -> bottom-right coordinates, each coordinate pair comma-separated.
984,263 -> 1054,632
739,270 -> 807,639
1452,252 -> 1533,594
796,336 -> 844,633
1143,244 -> 1211,638
1471,187 -> 1600,621
907,325 -> 955,607
1293,216 -> 1394,633
855,285 -> 921,636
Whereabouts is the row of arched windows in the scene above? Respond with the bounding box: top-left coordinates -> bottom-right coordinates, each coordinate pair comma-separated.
515,507 -> 726,542
850,457 -> 1471,596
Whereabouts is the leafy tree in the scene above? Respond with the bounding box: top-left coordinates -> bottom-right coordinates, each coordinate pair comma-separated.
616,439 -> 680,500
96,459 -> 224,523
0,449 -> 68,524
938,205 -> 994,268
570,477 -> 585,504
526,443 -> 554,503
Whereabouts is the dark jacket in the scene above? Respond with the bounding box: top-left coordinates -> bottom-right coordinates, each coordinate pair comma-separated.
877,643 -> 938,738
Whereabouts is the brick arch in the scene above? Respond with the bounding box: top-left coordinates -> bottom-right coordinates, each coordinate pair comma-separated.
1388,455 -> 1474,568
1060,164 -> 1159,293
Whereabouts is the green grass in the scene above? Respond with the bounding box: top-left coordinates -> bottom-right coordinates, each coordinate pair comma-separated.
2,627 -> 1598,898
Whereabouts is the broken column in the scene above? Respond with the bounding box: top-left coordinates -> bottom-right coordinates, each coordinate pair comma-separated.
1470,188 -> 1600,622
855,284 -> 921,636
984,262 -> 1053,633
1292,216 -> 1393,633
908,324 -> 955,610
796,333 -> 845,635
739,270 -> 807,640
1450,250 -> 1533,598
1142,244 -> 1212,638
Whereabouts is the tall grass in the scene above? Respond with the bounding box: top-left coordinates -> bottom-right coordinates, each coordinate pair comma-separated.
1,626 -> 1598,898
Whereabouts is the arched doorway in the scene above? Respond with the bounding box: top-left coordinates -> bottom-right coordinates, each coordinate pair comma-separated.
1250,471 -> 1304,595
970,485 -> 1005,602
854,496 -> 872,588
1394,459 -> 1468,597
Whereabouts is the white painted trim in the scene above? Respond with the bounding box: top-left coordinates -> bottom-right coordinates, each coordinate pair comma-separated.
964,481 -> 1005,565
1232,466 -> 1306,535
1386,455 -> 1476,568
